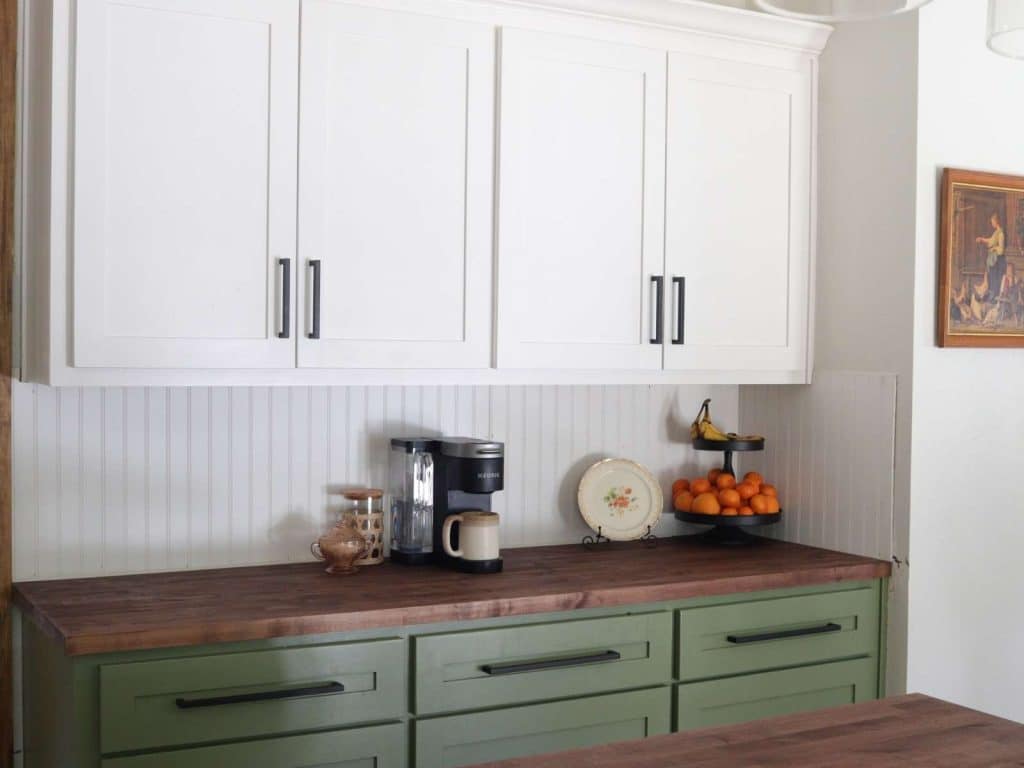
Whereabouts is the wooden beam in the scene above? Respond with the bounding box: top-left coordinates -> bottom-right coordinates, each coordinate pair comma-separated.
0,0 -> 16,763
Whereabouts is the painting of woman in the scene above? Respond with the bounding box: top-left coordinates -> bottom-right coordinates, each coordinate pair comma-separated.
939,168 -> 1024,347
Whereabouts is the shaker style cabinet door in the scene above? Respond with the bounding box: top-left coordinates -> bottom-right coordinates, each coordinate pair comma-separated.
663,53 -> 812,375
73,0 -> 298,368
297,2 -> 495,369
495,29 -> 666,370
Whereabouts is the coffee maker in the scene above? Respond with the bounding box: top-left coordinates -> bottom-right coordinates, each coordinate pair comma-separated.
389,436 -> 504,573
433,438 -> 504,573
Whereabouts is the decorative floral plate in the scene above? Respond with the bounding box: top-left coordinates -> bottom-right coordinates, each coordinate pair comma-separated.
577,458 -> 662,541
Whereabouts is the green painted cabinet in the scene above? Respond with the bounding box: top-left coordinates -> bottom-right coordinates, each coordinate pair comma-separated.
675,657 -> 880,731
677,581 -> 881,681
100,722 -> 407,768
22,579 -> 886,767
414,688 -> 671,768
100,638 -> 406,753
413,612 -> 672,714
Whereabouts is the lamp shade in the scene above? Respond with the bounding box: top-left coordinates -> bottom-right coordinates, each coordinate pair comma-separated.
753,0 -> 932,22
988,0 -> 1024,58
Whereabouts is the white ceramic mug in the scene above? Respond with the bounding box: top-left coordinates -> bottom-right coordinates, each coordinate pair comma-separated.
442,511 -> 500,561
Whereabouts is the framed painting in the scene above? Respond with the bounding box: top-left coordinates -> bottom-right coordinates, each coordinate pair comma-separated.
939,168 -> 1024,347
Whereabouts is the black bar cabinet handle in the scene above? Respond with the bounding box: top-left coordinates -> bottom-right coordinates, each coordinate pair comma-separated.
308,259 -> 321,340
650,276 -> 664,345
175,681 -> 344,710
277,258 -> 291,339
481,650 -> 621,676
672,276 -> 685,345
726,622 -> 842,645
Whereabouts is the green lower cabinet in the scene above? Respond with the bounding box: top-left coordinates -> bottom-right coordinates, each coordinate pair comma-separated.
676,582 -> 880,681
675,657 -> 879,732
100,638 -> 406,753
100,722 -> 407,768
413,612 -> 672,715
414,688 -> 672,768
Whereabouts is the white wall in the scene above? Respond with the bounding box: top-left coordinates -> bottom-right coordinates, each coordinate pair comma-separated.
909,0 -> 1024,722
801,12 -> 918,694
11,381 -> 736,580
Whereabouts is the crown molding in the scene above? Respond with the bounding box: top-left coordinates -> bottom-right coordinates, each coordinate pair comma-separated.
474,0 -> 834,53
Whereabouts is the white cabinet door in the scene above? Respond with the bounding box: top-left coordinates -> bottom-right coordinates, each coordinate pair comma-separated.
73,0 -> 298,369
496,29 -> 666,370
297,2 -> 494,369
663,53 -> 811,374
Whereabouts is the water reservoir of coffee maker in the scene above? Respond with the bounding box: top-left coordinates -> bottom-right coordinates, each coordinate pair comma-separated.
389,438 -> 438,565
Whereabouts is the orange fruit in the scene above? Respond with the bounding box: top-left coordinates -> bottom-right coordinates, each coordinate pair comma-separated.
761,484 -> 778,498
765,496 -> 781,514
672,478 -> 690,497
739,506 -> 754,516
743,471 -> 764,487
707,468 -> 722,484
750,494 -> 770,514
691,492 -> 721,515
691,478 -> 712,495
736,482 -> 758,501
719,488 -> 741,508
715,473 -> 737,490
721,508 -> 739,516
673,491 -> 695,513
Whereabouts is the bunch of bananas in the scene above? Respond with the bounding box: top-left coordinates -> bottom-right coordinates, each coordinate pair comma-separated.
690,398 -> 764,443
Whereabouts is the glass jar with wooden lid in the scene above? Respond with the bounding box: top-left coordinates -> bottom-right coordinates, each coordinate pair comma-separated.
340,489 -> 385,565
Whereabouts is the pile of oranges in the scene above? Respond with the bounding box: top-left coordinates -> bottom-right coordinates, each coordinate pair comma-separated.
672,470 -> 781,518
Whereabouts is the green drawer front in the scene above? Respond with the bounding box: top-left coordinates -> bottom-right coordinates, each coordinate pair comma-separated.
413,612 -> 671,715
415,687 -> 671,768
677,582 -> 880,681
676,657 -> 879,731
101,722 -> 407,768
100,638 -> 406,754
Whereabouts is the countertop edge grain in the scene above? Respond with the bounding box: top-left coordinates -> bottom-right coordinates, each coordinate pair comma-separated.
13,538 -> 892,656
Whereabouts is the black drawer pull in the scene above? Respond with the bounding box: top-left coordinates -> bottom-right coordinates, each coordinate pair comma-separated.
277,258 -> 291,339
650,276 -> 664,345
481,650 -> 621,676
175,681 -> 344,709
308,259 -> 321,339
672,276 -> 685,345
726,622 -> 842,645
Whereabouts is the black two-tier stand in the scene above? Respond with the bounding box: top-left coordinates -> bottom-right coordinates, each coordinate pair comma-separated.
675,436 -> 782,545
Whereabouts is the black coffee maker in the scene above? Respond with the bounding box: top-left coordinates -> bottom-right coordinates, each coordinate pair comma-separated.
432,437 -> 504,574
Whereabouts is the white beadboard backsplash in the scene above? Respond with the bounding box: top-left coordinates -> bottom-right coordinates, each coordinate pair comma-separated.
12,382 -> 737,581
739,371 -> 897,561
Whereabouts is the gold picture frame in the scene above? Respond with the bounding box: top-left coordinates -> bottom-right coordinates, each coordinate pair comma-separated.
939,167 -> 1024,348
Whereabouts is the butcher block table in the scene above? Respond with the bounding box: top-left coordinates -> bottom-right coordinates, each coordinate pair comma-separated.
476,694 -> 1024,768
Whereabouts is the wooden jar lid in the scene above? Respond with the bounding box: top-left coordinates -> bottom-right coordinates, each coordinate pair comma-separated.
341,488 -> 384,501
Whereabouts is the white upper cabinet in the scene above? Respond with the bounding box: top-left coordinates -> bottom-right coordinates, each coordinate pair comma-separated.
662,53 -> 812,375
20,0 -> 829,385
297,2 -> 494,369
72,0 -> 298,369
495,29 -> 666,370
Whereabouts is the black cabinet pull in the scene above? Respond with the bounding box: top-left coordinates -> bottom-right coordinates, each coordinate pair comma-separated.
277,258 -> 291,339
308,259 -> 321,340
650,276 -> 664,345
481,650 -> 621,676
175,681 -> 344,710
726,622 -> 842,645
672,276 -> 685,345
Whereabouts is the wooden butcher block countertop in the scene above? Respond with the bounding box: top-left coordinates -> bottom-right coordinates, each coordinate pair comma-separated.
476,695 -> 1024,768
13,536 -> 890,656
